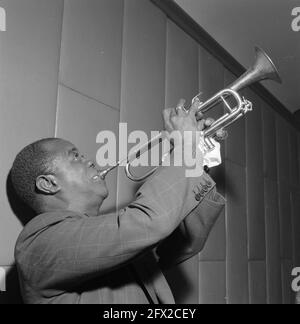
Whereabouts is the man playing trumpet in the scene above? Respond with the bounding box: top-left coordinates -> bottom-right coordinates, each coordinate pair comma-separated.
11,99 -> 225,304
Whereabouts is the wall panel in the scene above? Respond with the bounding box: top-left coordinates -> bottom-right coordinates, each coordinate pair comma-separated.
248,261 -> 267,304
0,0 -> 64,265
262,105 -> 278,181
245,91 -> 264,173
298,134 -> 300,184
264,178 -> 282,304
277,181 -> 293,259
117,0 -> 166,207
246,93 -> 265,260
198,46 -> 224,103
246,175 -> 265,260
56,85 -> 120,214
289,129 -> 300,187
281,259 -> 294,304
224,70 -> 246,167
59,0 -> 124,109
276,116 -> 290,183
165,21 -> 199,107
291,190 -> 300,265
225,161 -> 248,304
199,261 -> 226,304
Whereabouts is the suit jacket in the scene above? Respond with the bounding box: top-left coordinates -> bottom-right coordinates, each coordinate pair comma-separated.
15,165 -> 225,304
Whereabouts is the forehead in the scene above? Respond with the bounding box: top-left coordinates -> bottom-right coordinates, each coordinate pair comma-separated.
42,139 -> 78,157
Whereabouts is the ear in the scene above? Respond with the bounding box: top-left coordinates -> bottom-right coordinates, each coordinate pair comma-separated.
36,175 -> 61,194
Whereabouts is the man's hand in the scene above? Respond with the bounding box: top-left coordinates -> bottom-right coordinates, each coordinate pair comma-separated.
197,114 -> 228,142
162,98 -> 228,176
163,98 -> 228,148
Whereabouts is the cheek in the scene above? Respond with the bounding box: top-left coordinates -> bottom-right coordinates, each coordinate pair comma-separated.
61,167 -> 87,186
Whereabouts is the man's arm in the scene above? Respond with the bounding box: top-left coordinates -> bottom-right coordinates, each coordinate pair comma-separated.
16,164 -> 212,289
156,173 -> 225,269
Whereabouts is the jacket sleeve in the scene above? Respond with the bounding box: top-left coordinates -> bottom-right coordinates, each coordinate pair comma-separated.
156,173 -> 225,269
18,166 -> 214,289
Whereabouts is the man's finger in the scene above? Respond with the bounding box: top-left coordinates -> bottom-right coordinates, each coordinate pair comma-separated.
197,119 -> 206,131
163,108 -> 172,120
169,107 -> 177,118
188,98 -> 201,117
162,108 -> 174,132
176,98 -> 186,109
175,99 -> 187,116
196,111 -> 204,121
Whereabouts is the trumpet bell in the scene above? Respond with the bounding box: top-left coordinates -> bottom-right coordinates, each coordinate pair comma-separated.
229,46 -> 282,92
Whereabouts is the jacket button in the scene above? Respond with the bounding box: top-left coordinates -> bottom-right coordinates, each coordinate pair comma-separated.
205,180 -> 212,187
195,193 -> 202,201
200,189 -> 206,196
202,184 -> 209,192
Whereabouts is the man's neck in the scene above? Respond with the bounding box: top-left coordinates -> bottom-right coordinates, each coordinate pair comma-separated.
67,202 -> 101,216
39,197 -> 102,217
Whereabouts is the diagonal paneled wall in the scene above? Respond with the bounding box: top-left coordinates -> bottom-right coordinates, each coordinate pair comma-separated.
0,0 -> 299,304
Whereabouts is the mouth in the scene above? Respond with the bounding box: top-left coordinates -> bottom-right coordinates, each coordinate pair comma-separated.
91,174 -> 101,181
86,161 -> 104,182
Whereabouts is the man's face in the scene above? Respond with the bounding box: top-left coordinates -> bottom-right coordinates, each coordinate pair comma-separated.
44,139 -> 109,203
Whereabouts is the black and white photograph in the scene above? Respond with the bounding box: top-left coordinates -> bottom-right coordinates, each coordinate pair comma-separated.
0,0 -> 299,307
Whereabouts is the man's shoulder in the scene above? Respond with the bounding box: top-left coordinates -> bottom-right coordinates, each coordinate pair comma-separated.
25,210 -> 84,232
15,210 -> 85,255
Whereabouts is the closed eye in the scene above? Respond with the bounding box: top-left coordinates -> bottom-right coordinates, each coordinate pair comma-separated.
67,147 -> 82,161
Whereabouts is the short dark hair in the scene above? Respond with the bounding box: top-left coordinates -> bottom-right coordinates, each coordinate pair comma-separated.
11,138 -> 59,211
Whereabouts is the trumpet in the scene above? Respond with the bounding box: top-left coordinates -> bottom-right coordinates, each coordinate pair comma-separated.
99,47 -> 282,182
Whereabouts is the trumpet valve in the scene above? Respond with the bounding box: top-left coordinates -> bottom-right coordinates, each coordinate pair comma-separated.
203,137 -> 215,153
241,97 -> 253,113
